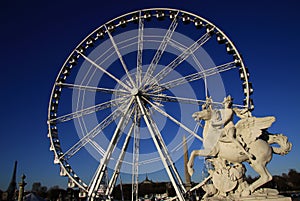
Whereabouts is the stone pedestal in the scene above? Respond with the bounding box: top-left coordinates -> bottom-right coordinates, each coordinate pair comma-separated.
203,195 -> 291,201
236,195 -> 291,201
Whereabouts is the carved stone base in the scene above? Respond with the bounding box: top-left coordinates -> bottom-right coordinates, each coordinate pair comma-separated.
240,196 -> 291,201
202,195 -> 291,201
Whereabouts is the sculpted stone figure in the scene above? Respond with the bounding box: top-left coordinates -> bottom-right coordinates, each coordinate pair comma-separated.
210,96 -> 253,159
187,96 -> 292,200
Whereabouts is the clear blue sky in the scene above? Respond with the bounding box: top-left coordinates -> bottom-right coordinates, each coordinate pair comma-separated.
0,0 -> 300,191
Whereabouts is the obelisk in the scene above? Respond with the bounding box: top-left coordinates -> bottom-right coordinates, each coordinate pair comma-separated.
7,161 -> 17,201
183,135 -> 191,190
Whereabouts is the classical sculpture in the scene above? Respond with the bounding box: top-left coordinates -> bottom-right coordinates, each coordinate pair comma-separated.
187,96 -> 292,200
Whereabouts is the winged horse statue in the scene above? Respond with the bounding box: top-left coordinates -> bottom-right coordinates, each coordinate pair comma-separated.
187,96 -> 292,197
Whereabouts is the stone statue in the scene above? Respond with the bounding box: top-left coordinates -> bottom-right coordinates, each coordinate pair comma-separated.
187,96 -> 292,200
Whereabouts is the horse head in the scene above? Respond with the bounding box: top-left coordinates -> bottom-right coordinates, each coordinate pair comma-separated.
192,108 -> 212,121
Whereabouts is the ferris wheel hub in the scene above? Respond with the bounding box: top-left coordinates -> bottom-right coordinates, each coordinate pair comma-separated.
131,87 -> 139,96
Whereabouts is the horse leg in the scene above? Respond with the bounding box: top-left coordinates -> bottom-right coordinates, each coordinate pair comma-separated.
242,162 -> 272,196
187,150 -> 199,176
187,149 -> 210,176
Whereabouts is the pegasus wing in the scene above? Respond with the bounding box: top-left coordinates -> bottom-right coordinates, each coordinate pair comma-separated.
253,116 -> 276,130
236,116 -> 275,143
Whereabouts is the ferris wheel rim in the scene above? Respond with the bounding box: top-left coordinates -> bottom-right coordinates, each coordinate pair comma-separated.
47,8 -> 253,196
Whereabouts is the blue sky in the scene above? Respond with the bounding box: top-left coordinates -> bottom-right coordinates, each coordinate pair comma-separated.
0,0 -> 300,191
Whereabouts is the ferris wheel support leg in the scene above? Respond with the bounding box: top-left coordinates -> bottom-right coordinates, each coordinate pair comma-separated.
136,97 -> 185,201
87,97 -> 134,200
145,111 -> 186,194
151,120 -> 186,194
132,110 -> 140,201
105,123 -> 135,197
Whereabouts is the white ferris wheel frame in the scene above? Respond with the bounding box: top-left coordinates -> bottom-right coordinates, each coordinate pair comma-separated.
47,8 -> 253,201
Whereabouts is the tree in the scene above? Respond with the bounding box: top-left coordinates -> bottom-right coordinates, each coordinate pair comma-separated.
246,169 -> 300,192
47,186 -> 66,201
31,182 -> 41,193
31,182 -> 47,198
286,169 -> 300,190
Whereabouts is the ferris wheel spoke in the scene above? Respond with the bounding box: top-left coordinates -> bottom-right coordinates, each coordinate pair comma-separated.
142,97 -> 203,142
168,39 -> 209,95
142,11 -> 179,86
145,93 -> 207,105
169,39 -> 207,72
191,54 -> 209,97
76,50 -> 132,91
171,122 -> 203,154
50,96 -> 128,124
150,61 -> 238,93
136,11 -> 144,88
88,97 -> 135,198
147,30 -> 213,88
57,82 -> 129,95
105,25 -> 136,88
232,102 -> 249,108
147,92 -> 245,110
169,39 -> 206,71
60,106 -> 126,160
171,133 -> 195,153
89,140 -> 106,156
138,157 -> 161,165
166,39 -> 210,96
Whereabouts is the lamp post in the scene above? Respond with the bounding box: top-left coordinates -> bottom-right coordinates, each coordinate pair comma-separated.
18,174 -> 27,201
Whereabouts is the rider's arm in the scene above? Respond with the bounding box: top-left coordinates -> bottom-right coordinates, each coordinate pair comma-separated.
211,109 -> 233,127
233,108 -> 250,118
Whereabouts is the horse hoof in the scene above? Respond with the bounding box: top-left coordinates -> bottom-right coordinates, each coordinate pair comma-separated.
241,189 -> 251,197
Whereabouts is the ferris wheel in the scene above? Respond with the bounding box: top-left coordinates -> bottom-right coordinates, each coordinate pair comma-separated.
47,8 -> 253,201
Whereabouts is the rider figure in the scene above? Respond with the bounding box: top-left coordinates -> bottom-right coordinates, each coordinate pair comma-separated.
211,95 -> 253,158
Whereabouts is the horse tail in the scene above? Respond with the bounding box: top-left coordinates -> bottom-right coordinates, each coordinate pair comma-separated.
267,134 -> 292,155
